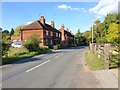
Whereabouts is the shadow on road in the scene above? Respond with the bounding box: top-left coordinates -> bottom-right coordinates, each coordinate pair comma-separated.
11,46 -> 88,65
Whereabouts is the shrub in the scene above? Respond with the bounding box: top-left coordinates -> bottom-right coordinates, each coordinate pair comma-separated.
2,43 -> 10,57
24,35 -> 40,52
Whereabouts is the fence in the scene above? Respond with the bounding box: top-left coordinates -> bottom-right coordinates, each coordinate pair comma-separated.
89,43 -> 111,69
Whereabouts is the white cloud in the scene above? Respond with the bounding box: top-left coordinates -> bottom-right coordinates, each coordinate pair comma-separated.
58,4 -> 86,12
89,0 -> 119,16
25,21 -> 32,25
58,4 -> 71,10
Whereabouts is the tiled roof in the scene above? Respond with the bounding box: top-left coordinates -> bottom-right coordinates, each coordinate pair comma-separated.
64,30 -> 74,37
21,20 -> 61,33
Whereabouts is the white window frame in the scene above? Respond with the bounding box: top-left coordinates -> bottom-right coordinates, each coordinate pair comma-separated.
59,33 -> 61,37
46,30 -> 49,36
51,31 -> 53,36
50,40 -> 53,44
56,32 -> 58,37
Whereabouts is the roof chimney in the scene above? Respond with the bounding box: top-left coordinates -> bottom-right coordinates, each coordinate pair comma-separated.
40,16 -> 45,25
50,21 -> 55,28
60,24 -> 65,41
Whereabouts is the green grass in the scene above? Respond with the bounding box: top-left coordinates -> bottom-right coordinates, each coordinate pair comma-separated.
2,47 -> 52,65
109,54 -> 120,68
85,51 -> 105,70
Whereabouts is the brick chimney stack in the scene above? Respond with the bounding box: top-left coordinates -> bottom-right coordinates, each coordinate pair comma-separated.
60,24 -> 65,41
40,16 -> 45,25
50,21 -> 55,28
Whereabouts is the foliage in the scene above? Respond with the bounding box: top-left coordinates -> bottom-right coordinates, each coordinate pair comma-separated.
8,47 -> 29,57
75,29 -> 86,45
106,23 -> 120,44
83,31 -> 90,44
10,28 -> 15,36
2,30 -> 9,35
2,47 -> 51,65
2,52 -> 38,65
14,24 -> 25,36
23,35 -> 40,52
2,30 -> 11,57
2,43 -> 10,57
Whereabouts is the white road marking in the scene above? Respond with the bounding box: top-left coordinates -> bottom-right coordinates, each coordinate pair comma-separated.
54,54 -> 63,59
26,60 -> 51,72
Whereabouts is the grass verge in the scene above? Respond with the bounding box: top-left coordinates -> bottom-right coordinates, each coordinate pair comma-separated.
2,48 -> 51,65
85,50 -> 105,70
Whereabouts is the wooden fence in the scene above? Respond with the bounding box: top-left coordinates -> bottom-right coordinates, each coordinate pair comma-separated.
89,43 -> 111,69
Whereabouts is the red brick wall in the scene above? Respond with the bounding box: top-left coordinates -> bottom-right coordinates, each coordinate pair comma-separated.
11,36 -> 21,41
21,29 -> 44,40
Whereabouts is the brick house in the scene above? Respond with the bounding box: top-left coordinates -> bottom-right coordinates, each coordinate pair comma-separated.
21,16 -> 61,48
60,24 -> 74,47
11,36 -> 21,42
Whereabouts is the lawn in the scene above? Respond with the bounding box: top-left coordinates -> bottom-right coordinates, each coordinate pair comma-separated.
85,51 -> 105,70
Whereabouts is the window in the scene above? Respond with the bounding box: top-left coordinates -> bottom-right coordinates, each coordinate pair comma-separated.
59,33 -> 61,37
51,31 -> 53,36
56,32 -> 58,37
46,39 -> 48,45
46,30 -> 49,36
50,40 -> 53,44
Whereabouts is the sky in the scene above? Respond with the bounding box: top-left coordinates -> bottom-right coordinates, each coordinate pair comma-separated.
1,0 -> 119,34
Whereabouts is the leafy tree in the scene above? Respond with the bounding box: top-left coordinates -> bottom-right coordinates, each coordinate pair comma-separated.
2,30 -> 9,35
14,24 -> 25,36
2,30 -> 11,43
106,23 -> 120,44
10,28 -> 15,36
75,29 -> 87,45
2,30 -> 11,57
83,31 -> 90,44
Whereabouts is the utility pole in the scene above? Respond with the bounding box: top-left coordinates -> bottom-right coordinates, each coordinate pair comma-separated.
92,17 -> 94,44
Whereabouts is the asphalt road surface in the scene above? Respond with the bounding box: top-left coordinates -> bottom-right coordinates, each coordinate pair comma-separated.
2,46 -> 102,88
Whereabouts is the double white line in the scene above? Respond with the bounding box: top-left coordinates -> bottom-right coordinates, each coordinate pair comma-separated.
26,60 -> 51,72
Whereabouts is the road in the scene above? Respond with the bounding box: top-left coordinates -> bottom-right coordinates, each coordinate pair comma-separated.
2,46 -> 102,88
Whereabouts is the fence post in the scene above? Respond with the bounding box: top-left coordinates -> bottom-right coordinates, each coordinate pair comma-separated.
94,44 -> 97,53
104,44 -> 110,69
98,44 -> 100,58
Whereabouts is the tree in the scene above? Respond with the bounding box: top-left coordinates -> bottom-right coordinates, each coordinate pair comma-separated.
2,30 -> 11,57
2,30 -> 9,35
14,24 -> 25,36
106,23 -> 120,44
83,31 -> 90,44
75,29 -> 85,46
10,28 -> 14,36
2,30 -> 11,43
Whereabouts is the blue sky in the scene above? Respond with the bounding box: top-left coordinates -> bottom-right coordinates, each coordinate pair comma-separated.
2,1 -> 118,34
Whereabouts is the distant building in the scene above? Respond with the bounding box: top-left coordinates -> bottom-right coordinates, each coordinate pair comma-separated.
59,24 -> 74,47
21,16 -> 61,48
11,16 -> 74,48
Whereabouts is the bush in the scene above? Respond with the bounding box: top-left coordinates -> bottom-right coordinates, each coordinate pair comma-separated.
2,43 -> 10,57
24,35 -> 40,52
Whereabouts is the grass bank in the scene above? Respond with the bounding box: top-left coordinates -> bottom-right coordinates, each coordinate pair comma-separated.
85,51 -> 105,70
2,47 -> 51,65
